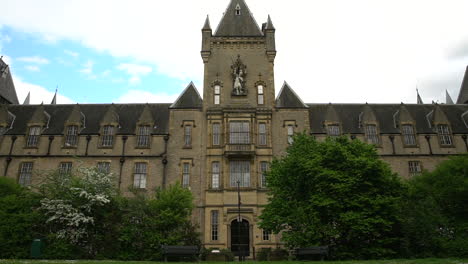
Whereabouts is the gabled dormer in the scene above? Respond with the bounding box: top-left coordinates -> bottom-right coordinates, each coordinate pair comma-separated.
360,104 -> 380,145
26,105 -> 50,148
99,104 -> 119,148
63,104 -> 85,148
135,104 -> 155,148
429,105 -> 453,147
395,104 -> 417,147
324,104 -> 341,137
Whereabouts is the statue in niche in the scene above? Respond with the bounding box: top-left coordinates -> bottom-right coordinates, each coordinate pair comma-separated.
231,55 -> 247,96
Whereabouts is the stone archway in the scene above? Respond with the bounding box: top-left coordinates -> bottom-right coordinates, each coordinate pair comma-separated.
230,218 -> 250,257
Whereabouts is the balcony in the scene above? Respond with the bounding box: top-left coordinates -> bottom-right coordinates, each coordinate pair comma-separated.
224,144 -> 255,157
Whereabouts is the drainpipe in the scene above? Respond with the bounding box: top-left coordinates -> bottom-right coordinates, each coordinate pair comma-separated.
425,135 -> 433,155
389,135 -> 396,155
118,136 -> 128,189
161,135 -> 169,189
47,136 -> 54,156
85,135 -> 91,156
4,136 -> 17,176
462,135 -> 468,152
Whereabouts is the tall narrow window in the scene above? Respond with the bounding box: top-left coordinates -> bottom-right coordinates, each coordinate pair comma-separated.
262,230 -> 271,241
27,126 -> 41,147
257,85 -> 264,105
211,210 -> 219,241
365,124 -> 379,144
97,162 -> 111,174
212,162 -> 220,189
59,162 -> 73,175
65,125 -> 78,147
18,162 -> 33,186
287,125 -> 294,144
408,161 -> 422,176
213,123 -> 221,146
230,122 -> 250,144
327,124 -> 341,137
134,163 -> 147,189
101,125 -> 114,147
137,125 -> 151,147
402,124 -> 416,146
214,85 -> 220,105
235,4 -> 241,15
230,161 -> 250,187
260,161 -> 269,188
437,124 -> 453,146
258,123 -> 267,146
182,163 -> 190,188
184,125 -> 192,147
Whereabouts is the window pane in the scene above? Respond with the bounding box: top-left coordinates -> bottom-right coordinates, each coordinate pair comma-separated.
214,95 -> 220,105
437,125 -> 452,146
257,85 -> 263,94
402,125 -> 416,145
59,162 -> 73,175
365,124 -> 379,144
230,122 -> 250,144
258,94 -> 264,105
134,163 -> 147,189
137,125 -> 151,147
327,125 -> 341,137
184,126 -> 192,146
230,161 -> 250,187
19,162 -> 33,186
262,230 -> 271,241
409,161 -> 422,176
183,163 -> 190,188
97,162 -> 111,174
65,125 -> 78,146
211,210 -> 219,241
27,126 -> 41,147
213,123 -> 220,145
260,162 -> 269,188
214,85 -> 220,94
101,125 -> 114,147
287,125 -> 294,144
212,162 -> 220,189
258,123 -> 267,145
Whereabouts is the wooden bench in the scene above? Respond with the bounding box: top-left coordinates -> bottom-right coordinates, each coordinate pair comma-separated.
162,245 -> 199,262
296,246 -> 329,260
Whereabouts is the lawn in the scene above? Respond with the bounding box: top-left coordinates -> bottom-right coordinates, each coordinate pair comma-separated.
1,259 -> 467,264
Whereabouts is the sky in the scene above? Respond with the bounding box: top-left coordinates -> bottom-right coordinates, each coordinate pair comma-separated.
1,0 -> 468,105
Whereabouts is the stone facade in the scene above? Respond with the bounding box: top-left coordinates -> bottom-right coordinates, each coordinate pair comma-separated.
1,0 -> 468,258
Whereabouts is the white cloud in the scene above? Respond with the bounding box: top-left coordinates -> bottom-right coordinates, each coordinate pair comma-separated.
13,76 -> 75,104
79,59 -> 96,79
1,0 -> 468,103
24,65 -> 40,72
117,63 -> 152,85
17,56 -> 49,64
64,49 -> 79,57
114,90 -> 178,104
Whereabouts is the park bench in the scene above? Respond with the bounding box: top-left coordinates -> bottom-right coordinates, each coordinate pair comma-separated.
295,246 -> 329,260
162,245 -> 199,262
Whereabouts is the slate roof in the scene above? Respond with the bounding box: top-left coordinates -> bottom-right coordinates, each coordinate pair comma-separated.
214,0 -> 263,37
276,82 -> 308,108
308,104 -> 468,134
0,58 -> 19,105
170,82 -> 203,109
4,104 -> 170,135
457,66 -> 468,104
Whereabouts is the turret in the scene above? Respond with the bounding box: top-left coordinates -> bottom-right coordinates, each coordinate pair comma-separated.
201,15 -> 212,63
263,15 -> 276,62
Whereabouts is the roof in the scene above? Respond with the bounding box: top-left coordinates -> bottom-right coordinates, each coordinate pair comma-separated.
276,82 -> 308,108
457,66 -> 468,104
308,104 -> 468,134
214,0 -> 263,37
3,104 -> 171,135
0,58 -> 19,104
170,82 -> 203,109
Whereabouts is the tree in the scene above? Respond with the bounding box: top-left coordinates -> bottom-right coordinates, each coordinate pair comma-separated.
259,133 -> 405,259
402,154 -> 468,257
0,177 -> 43,259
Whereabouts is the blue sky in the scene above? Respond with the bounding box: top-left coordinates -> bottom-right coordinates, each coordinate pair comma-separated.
1,0 -> 468,105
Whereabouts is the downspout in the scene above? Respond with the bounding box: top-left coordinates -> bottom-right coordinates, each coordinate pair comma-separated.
389,135 -> 396,155
161,135 -> 169,189
4,136 -> 17,176
85,135 -> 91,156
47,136 -> 54,156
425,135 -> 433,155
462,135 -> 468,152
118,136 -> 128,189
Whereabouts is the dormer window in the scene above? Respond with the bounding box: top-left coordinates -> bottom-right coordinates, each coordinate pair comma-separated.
214,84 -> 220,105
101,125 -> 115,147
327,124 -> 341,137
64,125 -> 79,147
437,124 -> 453,146
402,124 -> 416,146
365,124 -> 380,145
235,4 -> 241,15
137,125 -> 151,148
27,126 -> 41,147
257,85 -> 264,105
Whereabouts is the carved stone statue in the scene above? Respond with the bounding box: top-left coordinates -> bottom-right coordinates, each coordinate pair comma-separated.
231,55 -> 247,96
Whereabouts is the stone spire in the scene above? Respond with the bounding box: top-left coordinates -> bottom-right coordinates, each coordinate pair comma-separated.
202,15 -> 211,31
446,90 -> 454,105
417,89 -> 423,104
23,92 -> 30,105
264,15 -> 275,30
51,89 -> 57,105
214,0 -> 263,37
456,66 -> 468,104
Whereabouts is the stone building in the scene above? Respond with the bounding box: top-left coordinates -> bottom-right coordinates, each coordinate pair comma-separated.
1,0 -> 468,257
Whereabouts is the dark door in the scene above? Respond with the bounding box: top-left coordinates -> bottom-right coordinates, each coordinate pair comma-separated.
231,219 -> 250,257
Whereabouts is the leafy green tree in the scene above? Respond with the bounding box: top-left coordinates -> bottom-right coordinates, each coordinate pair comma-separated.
116,183 -> 200,260
402,154 -> 468,257
0,177 -> 43,259
260,133 -> 405,259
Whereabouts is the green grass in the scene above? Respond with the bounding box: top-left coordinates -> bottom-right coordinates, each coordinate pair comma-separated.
1,259 -> 467,264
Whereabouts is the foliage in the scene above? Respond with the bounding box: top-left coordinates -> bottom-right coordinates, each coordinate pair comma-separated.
38,167 -> 118,257
257,248 -> 289,261
0,177 -> 43,259
259,133 -> 405,259
115,183 -> 200,261
402,154 -> 468,257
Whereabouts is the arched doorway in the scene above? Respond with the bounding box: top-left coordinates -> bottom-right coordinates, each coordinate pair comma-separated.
230,218 -> 250,257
